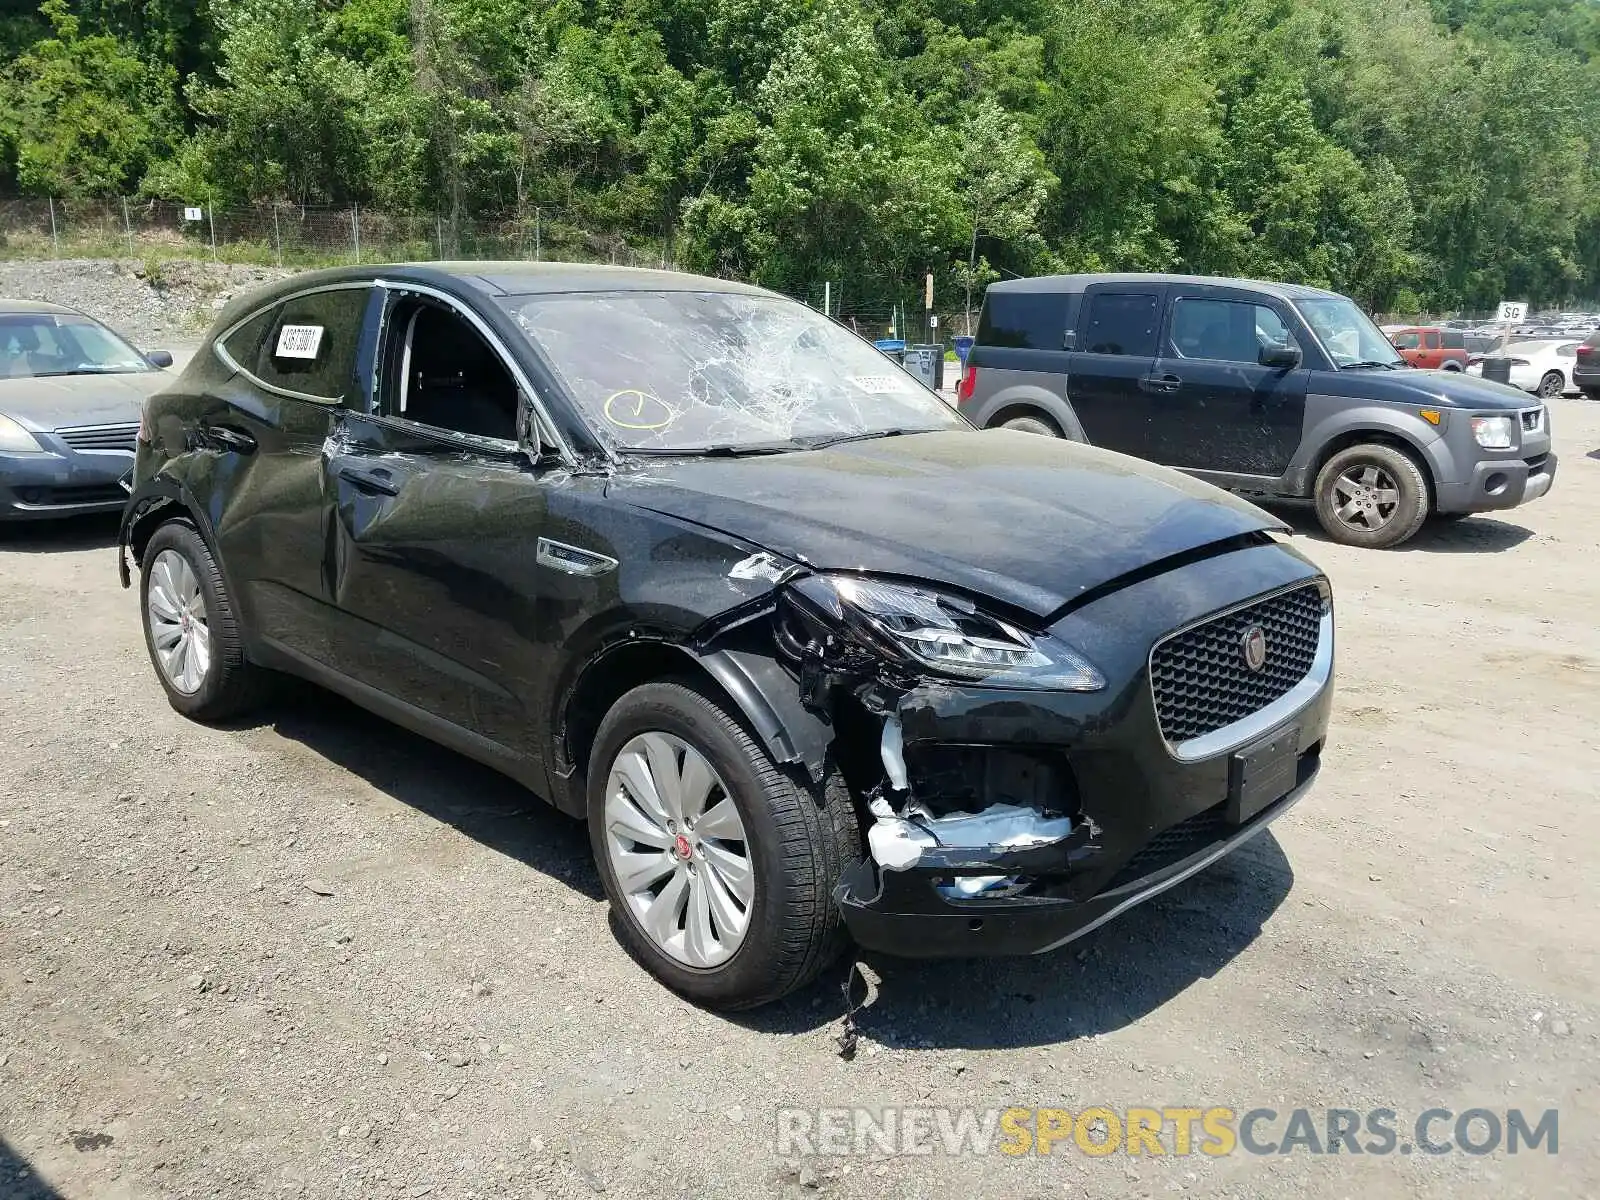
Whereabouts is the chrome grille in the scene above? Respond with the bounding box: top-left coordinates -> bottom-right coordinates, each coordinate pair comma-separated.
56,423 -> 139,452
1150,585 -> 1323,744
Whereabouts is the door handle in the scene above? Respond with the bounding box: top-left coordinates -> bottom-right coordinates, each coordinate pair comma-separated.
1141,374 -> 1183,393
338,465 -> 400,496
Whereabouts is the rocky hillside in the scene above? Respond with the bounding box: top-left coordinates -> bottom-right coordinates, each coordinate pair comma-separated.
0,259 -> 300,349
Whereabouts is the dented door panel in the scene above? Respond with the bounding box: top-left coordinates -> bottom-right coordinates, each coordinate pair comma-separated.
320,414 -> 556,759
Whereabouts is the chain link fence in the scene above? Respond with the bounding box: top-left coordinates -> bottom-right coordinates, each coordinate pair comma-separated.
0,197 -> 676,270
0,197 -> 979,347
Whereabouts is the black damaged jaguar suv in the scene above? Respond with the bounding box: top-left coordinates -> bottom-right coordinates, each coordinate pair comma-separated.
120,263 -> 1334,1009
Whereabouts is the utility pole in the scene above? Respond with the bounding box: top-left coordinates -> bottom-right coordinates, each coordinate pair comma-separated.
824,281 -> 831,318
122,197 -> 134,257
272,206 -> 282,267
352,204 -> 361,264
48,197 -> 58,258
207,204 -> 217,262
534,207 -> 541,262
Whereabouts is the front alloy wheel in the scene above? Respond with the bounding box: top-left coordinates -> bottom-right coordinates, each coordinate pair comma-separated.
588,681 -> 859,1009
602,731 -> 754,968
1312,443 -> 1430,549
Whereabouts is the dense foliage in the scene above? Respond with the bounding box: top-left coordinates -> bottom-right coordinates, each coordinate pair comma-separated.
2,0 -> 1598,310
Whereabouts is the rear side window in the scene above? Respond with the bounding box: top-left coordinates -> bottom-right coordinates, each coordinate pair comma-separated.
976,291 -> 1069,350
221,305 -> 281,373
253,287 -> 372,402
1422,331 -> 1440,349
1082,292 -> 1160,356
1442,331 -> 1464,349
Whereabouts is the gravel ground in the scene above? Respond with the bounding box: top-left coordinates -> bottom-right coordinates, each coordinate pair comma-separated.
0,259 -> 297,349
1,382 -> 1597,1194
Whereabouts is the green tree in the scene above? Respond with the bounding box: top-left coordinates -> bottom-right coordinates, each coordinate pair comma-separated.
0,0 -> 181,196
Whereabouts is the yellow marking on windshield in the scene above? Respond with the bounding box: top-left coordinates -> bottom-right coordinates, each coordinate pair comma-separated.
603,389 -> 674,431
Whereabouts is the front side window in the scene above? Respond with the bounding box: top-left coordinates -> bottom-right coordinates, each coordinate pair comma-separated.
1294,297 -> 1404,368
1390,331 -> 1421,349
0,314 -> 149,378
1082,293 -> 1160,356
1168,298 -> 1296,364
501,290 -> 963,452
250,288 -> 372,401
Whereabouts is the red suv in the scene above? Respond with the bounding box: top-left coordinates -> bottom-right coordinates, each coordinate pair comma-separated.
1388,326 -> 1468,370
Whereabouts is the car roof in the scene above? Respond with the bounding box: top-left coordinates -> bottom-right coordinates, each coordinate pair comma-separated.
0,298 -> 80,316
208,262 -> 776,332
243,262 -> 770,299
985,272 -> 1347,302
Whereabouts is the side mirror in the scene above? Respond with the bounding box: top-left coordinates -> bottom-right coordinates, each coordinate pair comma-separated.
146,350 -> 174,369
1259,343 -> 1301,370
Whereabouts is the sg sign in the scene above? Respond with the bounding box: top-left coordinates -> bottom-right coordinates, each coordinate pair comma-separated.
1497,301 -> 1528,323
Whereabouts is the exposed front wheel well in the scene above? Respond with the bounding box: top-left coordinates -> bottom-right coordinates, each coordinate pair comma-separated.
1308,430 -> 1435,506
560,640 -> 736,790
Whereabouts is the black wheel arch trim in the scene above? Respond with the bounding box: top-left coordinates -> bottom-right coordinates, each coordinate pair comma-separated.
117,475 -> 220,589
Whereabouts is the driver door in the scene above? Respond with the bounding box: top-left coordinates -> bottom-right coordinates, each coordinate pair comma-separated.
318,289 -> 562,765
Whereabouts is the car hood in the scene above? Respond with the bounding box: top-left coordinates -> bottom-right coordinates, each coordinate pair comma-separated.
0,371 -> 166,431
606,429 -> 1287,618
1320,366 -> 1532,410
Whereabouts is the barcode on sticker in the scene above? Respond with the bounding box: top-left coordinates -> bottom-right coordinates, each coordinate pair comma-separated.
275,324 -> 324,360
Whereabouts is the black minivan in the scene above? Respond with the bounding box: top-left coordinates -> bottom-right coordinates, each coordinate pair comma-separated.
956,273 -> 1556,548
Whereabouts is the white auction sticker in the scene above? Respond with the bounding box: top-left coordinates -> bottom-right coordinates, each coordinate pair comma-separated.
849,374 -> 918,394
275,324 -> 325,360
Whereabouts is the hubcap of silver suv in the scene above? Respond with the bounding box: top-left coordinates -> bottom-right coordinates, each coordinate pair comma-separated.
147,549 -> 211,694
602,731 -> 754,968
1331,465 -> 1399,531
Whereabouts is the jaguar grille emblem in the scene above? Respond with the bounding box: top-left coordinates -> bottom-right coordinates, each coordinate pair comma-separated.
1240,625 -> 1268,672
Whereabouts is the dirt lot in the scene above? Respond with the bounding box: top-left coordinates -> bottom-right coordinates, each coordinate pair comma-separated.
2,401 -> 1597,1200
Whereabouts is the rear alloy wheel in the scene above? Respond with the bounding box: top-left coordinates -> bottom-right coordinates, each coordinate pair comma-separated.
1537,371 -> 1564,399
1313,444 -> 1430,549
1000,414 -> 1061,437
140,522 -> 266,720
588,681 -> 858,1009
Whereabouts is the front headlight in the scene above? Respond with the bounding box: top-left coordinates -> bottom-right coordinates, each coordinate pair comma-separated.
788,573 -> 1105,691
1470,415 -> 1514,449
0,413 -> 45,454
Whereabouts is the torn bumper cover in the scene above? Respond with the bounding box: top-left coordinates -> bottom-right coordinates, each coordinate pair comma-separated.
834,658 -> 1329,959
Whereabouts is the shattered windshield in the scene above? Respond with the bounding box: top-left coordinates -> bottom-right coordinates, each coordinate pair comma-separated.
1294,297 -> 1405,368
501,290 -> 964,451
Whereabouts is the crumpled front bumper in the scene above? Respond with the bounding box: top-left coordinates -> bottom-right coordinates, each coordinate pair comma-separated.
836,754 -> 1319,958
831,539 -> 1334,959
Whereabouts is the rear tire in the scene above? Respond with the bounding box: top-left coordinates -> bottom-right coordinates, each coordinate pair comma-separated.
588,680 -> 859,1010
1000,414 -> 1062,437
1312,444 -> 1430,549
1537,371 -> 1564,399
139,522 -> 267,720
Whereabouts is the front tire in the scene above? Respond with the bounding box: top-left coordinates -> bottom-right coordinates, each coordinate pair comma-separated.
140,522 -> 265,720
1313,444 -> 1430,549
588,681 -> 859,1010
